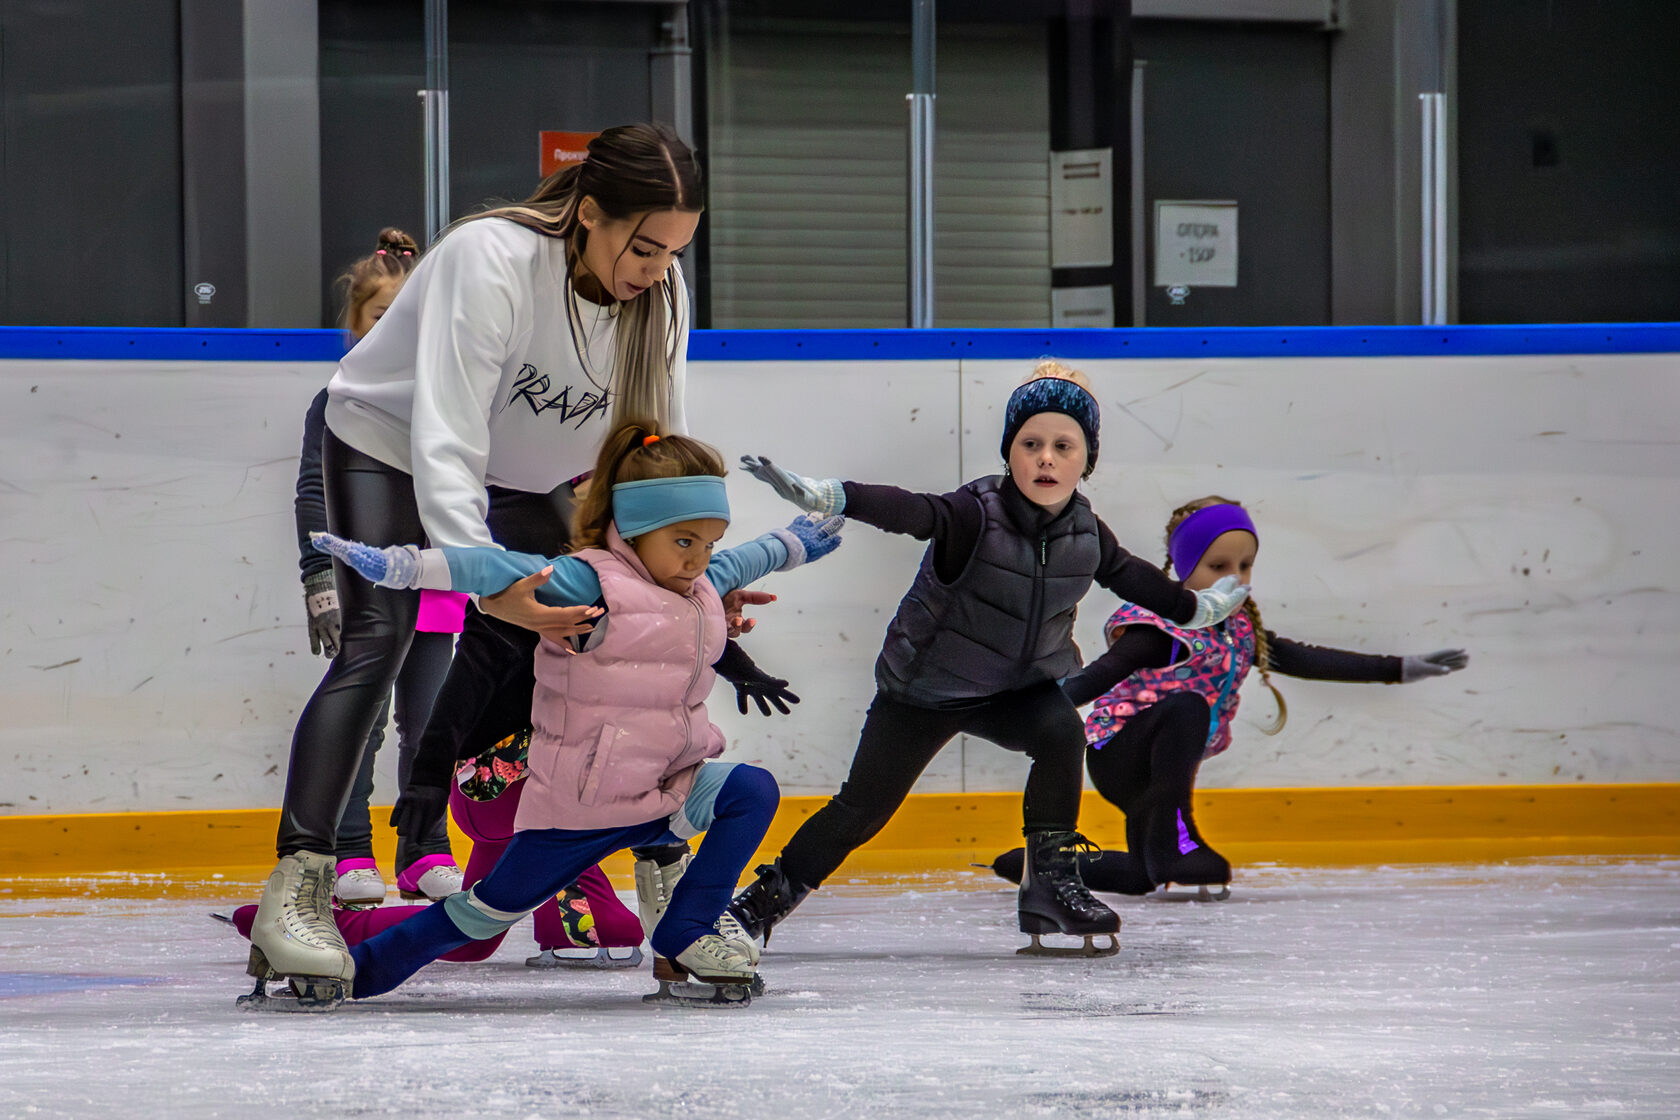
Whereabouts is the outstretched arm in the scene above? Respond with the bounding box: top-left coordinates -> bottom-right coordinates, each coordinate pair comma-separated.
311,532 -> 603,605
1092,518 -> 1248,630
737,455 -> 983,582
1061,626 -> 1177,706
1266,635 -> 1467,684
706,515 -> 845,597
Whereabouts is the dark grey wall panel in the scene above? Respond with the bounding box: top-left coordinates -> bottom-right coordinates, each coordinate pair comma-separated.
318,1 -> 655,328
1134,20 -> 1331,326
2,0 -> 183,326
180,0 -> 246,328
1458,0 -> 1680,324
449,3 -> 656,212
318,0 -> 425,327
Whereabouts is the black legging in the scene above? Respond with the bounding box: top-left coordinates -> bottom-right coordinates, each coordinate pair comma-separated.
779,681 -> 1087,892
403,484 -> 575,795
275,430 -> 572,857
1083,690 -> 1212,869
334,628 -> 456,867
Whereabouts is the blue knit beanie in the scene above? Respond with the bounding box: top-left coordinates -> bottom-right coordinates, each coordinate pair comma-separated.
999,377 -> 1101,476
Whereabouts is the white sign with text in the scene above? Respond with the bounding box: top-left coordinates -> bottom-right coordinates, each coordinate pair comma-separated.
1154,200 -> 1238,287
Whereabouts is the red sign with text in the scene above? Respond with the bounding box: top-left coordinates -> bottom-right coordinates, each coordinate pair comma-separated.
539,131 -> 600,179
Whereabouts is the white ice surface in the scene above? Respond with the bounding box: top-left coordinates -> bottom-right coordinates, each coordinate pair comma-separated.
2,859 -> 1678,1120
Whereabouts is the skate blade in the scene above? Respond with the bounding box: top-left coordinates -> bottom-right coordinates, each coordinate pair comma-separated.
1150,883 -> 1231,902
525,946 -> 645,970
641,978 -> 753,1009
1016,932 -> 1121,958
208,912 -> 236,926
235,974 -> 347,1012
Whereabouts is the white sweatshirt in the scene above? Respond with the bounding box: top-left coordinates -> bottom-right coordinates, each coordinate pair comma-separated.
324,218 -> 689,550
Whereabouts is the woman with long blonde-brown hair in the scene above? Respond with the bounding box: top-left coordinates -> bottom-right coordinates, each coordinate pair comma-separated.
245,124 -> 729,1007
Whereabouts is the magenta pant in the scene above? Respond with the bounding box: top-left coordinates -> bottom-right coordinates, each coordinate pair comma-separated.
234,781 -> 644,961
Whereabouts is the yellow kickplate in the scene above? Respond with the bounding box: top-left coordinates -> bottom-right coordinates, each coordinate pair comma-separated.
0,785 -> 1675,899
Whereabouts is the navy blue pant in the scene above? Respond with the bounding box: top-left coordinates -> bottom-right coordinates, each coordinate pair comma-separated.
350,764 -> 778,999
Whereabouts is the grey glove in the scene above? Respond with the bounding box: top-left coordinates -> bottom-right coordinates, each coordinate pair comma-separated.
303,570 -> 340,658
1401,648 -> 1469,683
738,455 -> 846,516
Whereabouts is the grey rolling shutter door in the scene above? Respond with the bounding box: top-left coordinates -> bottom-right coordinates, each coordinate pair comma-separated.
707,21 -> 1049,328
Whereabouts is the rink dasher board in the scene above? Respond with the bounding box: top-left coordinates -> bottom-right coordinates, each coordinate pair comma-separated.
1,324 -> 1676,826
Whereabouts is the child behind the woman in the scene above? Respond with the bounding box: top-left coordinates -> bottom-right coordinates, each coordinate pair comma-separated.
293,421 -> 844,1008
992,495 -> 1469,899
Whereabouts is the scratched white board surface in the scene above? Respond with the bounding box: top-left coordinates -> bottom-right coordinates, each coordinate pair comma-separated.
961,354 -> 1680,792
1,351 -> 1675,815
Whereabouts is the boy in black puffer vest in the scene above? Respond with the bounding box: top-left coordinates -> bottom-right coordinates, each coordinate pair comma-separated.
727,361 -> 1250,956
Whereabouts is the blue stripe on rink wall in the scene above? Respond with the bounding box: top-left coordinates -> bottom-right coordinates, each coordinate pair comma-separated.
1,323 -> 1677,362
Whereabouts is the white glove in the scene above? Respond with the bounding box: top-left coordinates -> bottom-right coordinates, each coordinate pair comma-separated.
738,455 -> 846,516
1186,575 -> 1250,629
310,531 -> 423,590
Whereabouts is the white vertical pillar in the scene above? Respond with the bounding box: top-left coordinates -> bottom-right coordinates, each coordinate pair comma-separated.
907,0 -> 935,328
421,0 -> 450,246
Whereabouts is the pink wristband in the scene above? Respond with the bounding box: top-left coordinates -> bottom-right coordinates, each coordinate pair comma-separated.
416,589 -> 470,634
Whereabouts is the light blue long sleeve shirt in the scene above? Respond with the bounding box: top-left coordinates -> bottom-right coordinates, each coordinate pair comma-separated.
422,530 -> 792,606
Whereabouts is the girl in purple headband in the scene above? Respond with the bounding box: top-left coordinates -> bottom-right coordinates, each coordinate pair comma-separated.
991,495 -> 1468,900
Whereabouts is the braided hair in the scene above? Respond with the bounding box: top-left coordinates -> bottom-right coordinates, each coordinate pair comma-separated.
1163,495 -> 1287,734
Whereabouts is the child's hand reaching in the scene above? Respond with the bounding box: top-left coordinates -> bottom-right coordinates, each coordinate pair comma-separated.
1187,574 -> 1251,628
310,531 -> 423,589
1401,648 -> 1469,682
739,455 -> 846,516
774,513 -> 845,569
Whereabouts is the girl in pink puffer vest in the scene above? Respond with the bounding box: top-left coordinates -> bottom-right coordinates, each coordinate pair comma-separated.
313,421 -> 844,1006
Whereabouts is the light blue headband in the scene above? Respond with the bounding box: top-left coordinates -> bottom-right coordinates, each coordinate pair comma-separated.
612,476 -> 731,539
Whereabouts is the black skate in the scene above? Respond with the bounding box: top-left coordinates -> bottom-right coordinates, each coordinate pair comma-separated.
726,858 -> 810,946
985,845 -> 1155,896
235,945 -> 348,1013
1145,806 -> 1231,902
1016,831 -> 1121,958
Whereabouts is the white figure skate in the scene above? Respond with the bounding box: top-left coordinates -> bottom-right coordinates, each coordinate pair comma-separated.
239,851 -> 354,1012
643,934 -> 757,1009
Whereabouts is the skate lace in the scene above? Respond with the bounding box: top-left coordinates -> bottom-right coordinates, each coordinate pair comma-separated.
688,933 -> 754,972
714,910 -> 751,943
283,861 -> 343,949
1050,836 -> 1104,909
732,866 -> 789,933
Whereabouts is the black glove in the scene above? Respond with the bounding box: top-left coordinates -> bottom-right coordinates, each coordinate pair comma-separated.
712,638 -> 801,718
389,784 -> 450,840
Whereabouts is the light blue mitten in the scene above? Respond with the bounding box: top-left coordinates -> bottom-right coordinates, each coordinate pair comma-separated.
771,514 -> 845,570
1186,574 -> 1250,629
310,531 -> 423,590
739,455 -> 846,516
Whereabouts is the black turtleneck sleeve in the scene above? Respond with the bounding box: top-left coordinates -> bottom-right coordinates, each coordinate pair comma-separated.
840,480 -> 985,583
1092,517 -> 1199,626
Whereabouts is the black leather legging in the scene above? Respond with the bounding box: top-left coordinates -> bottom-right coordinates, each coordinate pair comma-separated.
275,430 -> 573,857
333,628 -> 456,866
